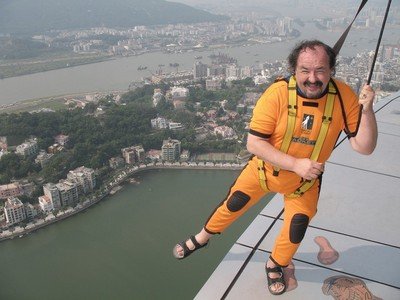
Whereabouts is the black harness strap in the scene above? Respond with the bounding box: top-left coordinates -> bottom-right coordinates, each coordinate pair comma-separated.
333,0 -> 369,55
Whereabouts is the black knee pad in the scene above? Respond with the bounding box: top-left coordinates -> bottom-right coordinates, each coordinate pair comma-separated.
289,213 -> 309,244
226,191 -> 250,212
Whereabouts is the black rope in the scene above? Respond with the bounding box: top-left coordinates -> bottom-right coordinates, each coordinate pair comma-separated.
333,0 -> 369,55
367,0 -> 393,85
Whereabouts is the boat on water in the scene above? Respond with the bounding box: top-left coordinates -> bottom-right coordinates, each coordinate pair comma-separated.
137,66 -> 147,71
195,56 -> 203,59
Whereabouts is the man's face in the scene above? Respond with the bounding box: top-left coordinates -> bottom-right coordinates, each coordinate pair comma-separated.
294,46 -> 332,99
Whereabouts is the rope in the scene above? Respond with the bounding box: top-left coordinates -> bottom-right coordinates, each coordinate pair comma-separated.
333,0 -> 369,55
367,0 -> 393,85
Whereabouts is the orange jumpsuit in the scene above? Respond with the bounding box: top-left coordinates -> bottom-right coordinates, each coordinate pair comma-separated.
204,78 -> 361,267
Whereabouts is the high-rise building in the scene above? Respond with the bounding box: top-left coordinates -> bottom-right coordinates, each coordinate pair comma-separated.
43,183 -> 62,210
67,166 -> 96,195
4,197 -> 26,225
225,64 -> 240,80
56,180 -> 79,207
161,138 -> 181,162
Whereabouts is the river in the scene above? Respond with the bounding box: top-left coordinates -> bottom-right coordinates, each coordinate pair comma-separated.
0,169 -> 273,300
0,23 -> 398,105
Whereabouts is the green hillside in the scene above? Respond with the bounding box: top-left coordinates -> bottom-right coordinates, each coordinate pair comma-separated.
0,0 -> 227,35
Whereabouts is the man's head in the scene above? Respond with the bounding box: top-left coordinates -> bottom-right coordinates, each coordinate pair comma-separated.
288,40 -> 337,99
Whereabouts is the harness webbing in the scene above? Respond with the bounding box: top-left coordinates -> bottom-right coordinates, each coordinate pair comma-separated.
258,77 -> 337,197
258,159 -> 269,192
272,76 -> 297,176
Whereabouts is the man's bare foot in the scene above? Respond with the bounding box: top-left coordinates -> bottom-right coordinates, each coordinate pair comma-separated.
266,259 -> 286,295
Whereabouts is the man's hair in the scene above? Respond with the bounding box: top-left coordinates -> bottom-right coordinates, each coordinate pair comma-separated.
287,40 -> 337,74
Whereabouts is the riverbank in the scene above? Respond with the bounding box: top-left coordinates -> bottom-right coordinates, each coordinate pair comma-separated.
0,54 -> 114,79
0,89 -> 127,114
0,161 -> 244,242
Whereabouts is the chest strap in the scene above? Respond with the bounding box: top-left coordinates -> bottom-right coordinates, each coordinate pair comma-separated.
258,76 -> 337,197
273,76 -> 298,176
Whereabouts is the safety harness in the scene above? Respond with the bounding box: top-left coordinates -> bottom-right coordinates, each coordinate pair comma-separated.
258,76 -> 337,197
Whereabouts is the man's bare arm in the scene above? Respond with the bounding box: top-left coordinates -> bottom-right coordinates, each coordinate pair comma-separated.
247,133 -> 324,180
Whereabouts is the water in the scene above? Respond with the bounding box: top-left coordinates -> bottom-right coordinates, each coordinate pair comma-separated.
0,169 -> 273,300
0,23 -> 398,105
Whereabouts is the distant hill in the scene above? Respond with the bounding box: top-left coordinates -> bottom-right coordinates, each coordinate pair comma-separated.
0,0 -> 227,35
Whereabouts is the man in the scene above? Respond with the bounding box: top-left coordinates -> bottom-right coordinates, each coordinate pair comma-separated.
172,40 -> 378,295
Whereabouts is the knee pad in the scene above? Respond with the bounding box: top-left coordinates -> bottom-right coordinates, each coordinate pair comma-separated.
226,191 -> 250,212
289,213 -> 309,244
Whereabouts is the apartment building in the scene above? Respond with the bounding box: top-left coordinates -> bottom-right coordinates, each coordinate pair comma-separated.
67,166 -> 96,195
35,150 -> 54,168
15,138 -> 39,157
122,145 -> 145,164
151,117 -> 168,129
4,197 -> 26,225
161,138 -> 181,162
56,180 -> 79,207
0,183 -> 23,199
38,195 -> 54,213
43,183 -> 62,210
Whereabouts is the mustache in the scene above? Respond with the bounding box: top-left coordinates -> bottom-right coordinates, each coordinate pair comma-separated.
304,80 -> 323,87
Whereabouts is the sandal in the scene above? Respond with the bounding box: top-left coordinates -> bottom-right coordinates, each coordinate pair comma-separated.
266,265 -> 286,295
173,235 -> 208,260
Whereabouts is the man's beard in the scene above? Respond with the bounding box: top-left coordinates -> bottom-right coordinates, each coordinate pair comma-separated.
303,80 -> 324,99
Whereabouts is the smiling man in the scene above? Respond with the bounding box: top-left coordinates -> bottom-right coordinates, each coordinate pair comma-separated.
173,40 -> 378,296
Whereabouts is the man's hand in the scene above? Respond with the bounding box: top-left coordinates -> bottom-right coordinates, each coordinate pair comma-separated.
359,84 -> 375,112
292,158 -> 324,180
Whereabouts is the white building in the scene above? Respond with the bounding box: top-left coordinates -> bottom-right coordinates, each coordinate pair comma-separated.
151,117 -> 168,129
43,183 -> 62,210
253,74 -> 269,85
214,125 -> 236,139
168,122 -> 184,131
38,195 -> 54,213
225,64 -> 240,80
67,166 -> 96,195
16,138 -> 39,157
170,86 -> 189,100
0,149 -> 7,160
4,197 -> 26,225
152,89 -> 164,107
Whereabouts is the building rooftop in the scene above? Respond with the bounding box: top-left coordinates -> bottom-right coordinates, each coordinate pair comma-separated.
196,91 -> 400,299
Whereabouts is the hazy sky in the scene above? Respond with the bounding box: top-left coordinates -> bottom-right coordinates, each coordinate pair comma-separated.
170,0 -> 396,20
